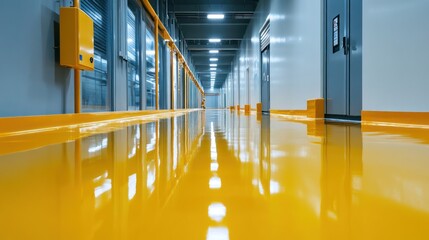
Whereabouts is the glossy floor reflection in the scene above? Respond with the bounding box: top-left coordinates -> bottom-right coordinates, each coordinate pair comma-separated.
1,110 -> 429,239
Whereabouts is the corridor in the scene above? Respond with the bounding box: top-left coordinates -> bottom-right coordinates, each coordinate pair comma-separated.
0,110 -> 428,239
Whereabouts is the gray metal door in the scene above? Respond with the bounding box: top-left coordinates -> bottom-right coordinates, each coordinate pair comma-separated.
326,0 -> 362,117
261,47 -> 270,113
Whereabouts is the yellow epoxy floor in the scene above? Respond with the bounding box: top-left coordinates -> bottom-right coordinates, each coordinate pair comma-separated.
1,110 -> 429,239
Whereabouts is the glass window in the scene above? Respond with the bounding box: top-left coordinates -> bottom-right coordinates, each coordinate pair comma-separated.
81,0 -> 111,112
146,29 -> 156,110
127,1 -> 141,110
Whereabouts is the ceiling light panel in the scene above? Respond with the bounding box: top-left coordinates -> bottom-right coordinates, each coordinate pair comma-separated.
207,14 -> 225,20
209,39 -> 221,43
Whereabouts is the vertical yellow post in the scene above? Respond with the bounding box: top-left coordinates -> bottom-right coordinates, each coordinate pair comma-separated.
155,19 -> 159,110
178,62 -> 181,109
74,0 -> 81,113
170,46 -> 175,110
74,70 -> 81,114
184,72 -> 188,109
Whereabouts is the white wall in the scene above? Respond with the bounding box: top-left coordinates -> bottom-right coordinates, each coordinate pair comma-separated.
225,0 -> 429,113
225,0 -> 324,111
363,0 -> 429,112
206,96 -> 219,109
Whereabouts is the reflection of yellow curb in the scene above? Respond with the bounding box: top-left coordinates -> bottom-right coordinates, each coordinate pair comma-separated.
256,103 -> 262,113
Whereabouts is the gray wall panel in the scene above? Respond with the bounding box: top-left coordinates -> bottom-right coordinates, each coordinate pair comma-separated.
0,0 -> 74,117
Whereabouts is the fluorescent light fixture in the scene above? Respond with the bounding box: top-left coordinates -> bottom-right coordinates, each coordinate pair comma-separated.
207,14 -> 225,20
209,50 -> 219,54
210,68 -> 217,71
209,38 -> 221,43
210,64 -> 217,67
210,58 -> 218,62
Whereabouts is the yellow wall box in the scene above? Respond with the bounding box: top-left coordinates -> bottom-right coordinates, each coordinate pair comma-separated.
60,7 -> 94,70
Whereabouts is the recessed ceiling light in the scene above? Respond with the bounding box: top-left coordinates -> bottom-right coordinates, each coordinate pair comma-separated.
209,39 -> 221,43
207,14 -> 225,20
210,64 -> 217,67
209,50 -> 219,54
210,68 -> 217,70
210,58 -> 218,62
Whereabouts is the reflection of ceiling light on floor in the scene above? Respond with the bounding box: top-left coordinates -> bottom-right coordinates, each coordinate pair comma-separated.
128,174 -> 137,200
208,202 -> 226,222
94,179 -> 112,198
211,151 -> 217,160
270,180 -> 280,194
209,176 -> 222,189
207,227 -> 229,240
211,162 -> 219,172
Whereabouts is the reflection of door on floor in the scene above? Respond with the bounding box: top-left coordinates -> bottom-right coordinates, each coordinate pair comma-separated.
326,0 -> 362,119
322,123 -> 362,239
260,115 -> 271,195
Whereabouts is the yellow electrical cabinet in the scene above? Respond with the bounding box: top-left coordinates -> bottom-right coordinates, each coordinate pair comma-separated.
60,7 -> 94,70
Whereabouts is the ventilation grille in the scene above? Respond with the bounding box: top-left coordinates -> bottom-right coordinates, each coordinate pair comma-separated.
81,0 -> 109,56
260,20 -> 270,51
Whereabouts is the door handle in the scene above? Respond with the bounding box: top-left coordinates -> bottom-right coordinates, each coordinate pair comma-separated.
266,75 -> 270,82
343,36 -> 349,55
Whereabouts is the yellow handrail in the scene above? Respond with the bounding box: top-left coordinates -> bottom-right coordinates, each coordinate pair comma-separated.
141,0 -> 205,97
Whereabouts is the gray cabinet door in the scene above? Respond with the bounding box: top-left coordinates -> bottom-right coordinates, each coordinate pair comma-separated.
261,47 -> 270,112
